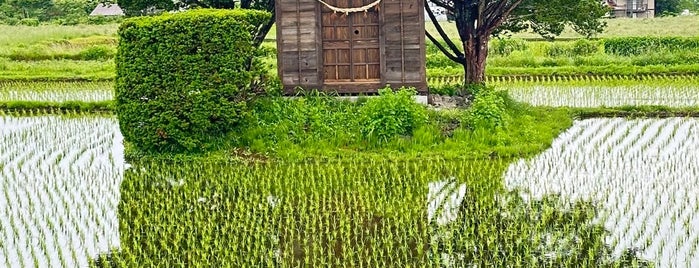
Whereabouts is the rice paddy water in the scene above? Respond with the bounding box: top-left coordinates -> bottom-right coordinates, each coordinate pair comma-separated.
506,118 -> 699,267
0,115 -> 123,267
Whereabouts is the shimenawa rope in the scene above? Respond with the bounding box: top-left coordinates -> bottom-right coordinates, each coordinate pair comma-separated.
316,0 -> 382,14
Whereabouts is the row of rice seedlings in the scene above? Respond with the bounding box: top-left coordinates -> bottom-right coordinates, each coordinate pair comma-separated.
427,74 -> 699,87
505,84 -> 699,108
82,155 -> 650,267
505,117 -> 699,268
0,81 -> 113,103
0,109 -> 100,117
0,115 -> 124,268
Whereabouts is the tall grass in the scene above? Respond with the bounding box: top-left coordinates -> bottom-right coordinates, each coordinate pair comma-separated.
0,24 -> 118,46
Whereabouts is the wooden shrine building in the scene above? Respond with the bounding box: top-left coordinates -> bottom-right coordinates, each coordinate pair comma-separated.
275,0 -> 428,95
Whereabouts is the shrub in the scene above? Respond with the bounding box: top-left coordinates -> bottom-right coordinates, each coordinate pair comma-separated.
430,83 -> 469,96
359,87 -> 428,142
78,45 -> 114,60
466,88 -> 508,129
490,38 -> 528,56
116,9 -> 271,153
1,18 -> 20,25
571,39 -> 600,56
243,92 -> 361,149
604,37 -> 699,56
544,43 -> 572,57
19,18 -> 40,26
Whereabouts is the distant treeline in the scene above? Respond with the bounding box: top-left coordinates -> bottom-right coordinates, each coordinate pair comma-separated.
0,0 -> 121,25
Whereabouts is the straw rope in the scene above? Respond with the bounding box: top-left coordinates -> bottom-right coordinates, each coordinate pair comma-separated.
316,0 -> 382,14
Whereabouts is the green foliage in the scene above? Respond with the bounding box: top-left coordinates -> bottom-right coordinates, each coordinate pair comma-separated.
4,0 -> 53,20
465,88 -> 509,130
679,0 -> 699,11
240,91 -> 362,152
573,105 -> 699,119
571,39 -> 600,56
116,0 -> 174,16
0,17 -> 20,25
429,83 -> 464,96
490,38 -> 528,56
0,59 -> 115,81
115,9 -> 271,153
604,36 -> 699,56
0,0 -> 114,24
544,42 -> 572,57
77,45 -> 112,60
501,0 -> 609,39
234,92 -> 574,160
116,0 -> 274,45
19,17 -> 38,26
426,0 -> 608,84
656,0 -> 683,15
2,36 -> 117,61
540,40 -> 599,58
0,100 -> 113,111
359,87 -> 428,143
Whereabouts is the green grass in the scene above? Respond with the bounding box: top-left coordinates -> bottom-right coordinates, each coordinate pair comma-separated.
0,36 -> 117,61
124,91 -> 573,161
0,59 -> 115,81
0,24 -> 118,46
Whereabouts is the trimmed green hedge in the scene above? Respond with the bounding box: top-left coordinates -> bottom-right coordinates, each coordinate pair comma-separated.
604,37 -> 699,56
116,9 -> 271,153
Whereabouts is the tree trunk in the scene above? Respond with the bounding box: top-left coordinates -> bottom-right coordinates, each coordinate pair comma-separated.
463,35 -> 489,85
453,1 -> 489,87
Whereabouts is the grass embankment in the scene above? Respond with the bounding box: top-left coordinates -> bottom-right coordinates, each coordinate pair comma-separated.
0,28 -> 117,81
119,89 -> 571,162
0,100 -> 113,113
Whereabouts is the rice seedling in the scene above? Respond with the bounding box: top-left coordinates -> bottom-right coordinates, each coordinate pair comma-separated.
74,154 -> 646,267
0,81 -> 113,102
429,74 -> 699,108
0,114 -> 124,267
505,117 -> 699,267
505,83 -> 699,108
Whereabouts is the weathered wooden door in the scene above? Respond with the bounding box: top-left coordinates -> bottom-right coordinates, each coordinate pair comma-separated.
321,0 -> 381,83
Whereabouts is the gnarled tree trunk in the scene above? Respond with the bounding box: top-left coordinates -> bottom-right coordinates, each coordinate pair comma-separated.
454,0 -> 489,86
463,35 -> 489,85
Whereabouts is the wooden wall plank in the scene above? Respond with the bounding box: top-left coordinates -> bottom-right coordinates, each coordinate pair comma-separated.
278,0 -> 426,94
276,0 -> 322,90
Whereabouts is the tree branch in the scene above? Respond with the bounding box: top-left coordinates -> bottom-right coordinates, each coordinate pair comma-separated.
426,30 -> 464,64
429,0 -> 455,13
485,0 -> 525,33
425,0 -> 465,59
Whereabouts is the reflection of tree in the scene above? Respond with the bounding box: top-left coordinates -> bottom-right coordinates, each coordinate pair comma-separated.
429,190 -> 653,266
